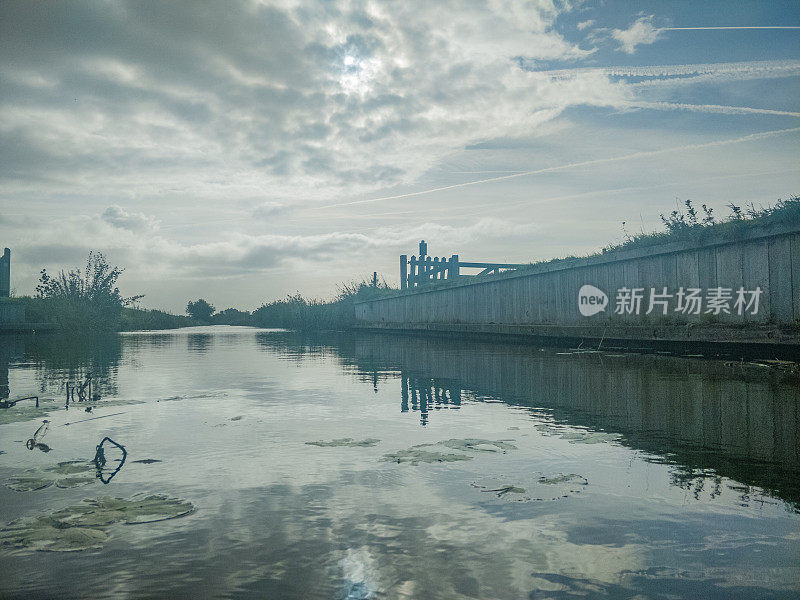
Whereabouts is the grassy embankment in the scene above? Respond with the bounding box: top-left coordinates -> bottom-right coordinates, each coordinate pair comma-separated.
521,196 -> 800,270
16,296 -> 199,334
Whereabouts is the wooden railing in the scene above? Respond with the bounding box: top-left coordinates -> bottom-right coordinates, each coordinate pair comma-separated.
400,241 -> 526,289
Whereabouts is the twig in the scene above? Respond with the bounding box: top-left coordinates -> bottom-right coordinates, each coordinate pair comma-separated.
61,412 -> 126,426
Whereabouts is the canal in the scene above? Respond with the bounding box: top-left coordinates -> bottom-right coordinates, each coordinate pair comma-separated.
0,327 -> 798,599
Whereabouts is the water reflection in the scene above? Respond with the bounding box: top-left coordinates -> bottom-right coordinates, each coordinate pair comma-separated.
3,334 -> 122,400
400,373 -> 462,425
0,327 -> 798,599
255,330 -> 800,508
94,436 -> 127,484
0,336 -> 24,399
187,333 -> 213,355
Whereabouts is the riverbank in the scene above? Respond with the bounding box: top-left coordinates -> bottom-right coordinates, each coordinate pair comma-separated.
1,297 -> 200,334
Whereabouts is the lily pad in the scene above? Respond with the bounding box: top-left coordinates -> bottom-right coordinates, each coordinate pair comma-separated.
535,424 -> 620,445
306,438 -> 380,448
5,477 -> 54,492
0,517 -> 107,552
45,461 -> 94,475
477,485 -> 527,498
382,449 -> 473,465
0,494 -> 197,553
560,431 -> 619,445
55,477 -> 95,489
439,439 -> 517,452
538,473 -> 588,486
471,472 -> 589,502
51,495 -> 195,526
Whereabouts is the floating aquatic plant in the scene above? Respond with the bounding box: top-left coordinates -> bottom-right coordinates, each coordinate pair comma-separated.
54,477 -> 95,489
381,449 -> 473,465
45,461 -> 95,475
471,472 -> 589,502
306,438 -> 380,448
0,494 -> 196,553
560,431 -> 619,445
0,517 -> 108,552
438,439 -> 517,453
538,474 -> 587,486
5,459 -> 100,492
382,438 -> 520,466
0,401 -> 56,427
535,424 -> 620,445
52,495 -> 195,526
5,477 -> 54,492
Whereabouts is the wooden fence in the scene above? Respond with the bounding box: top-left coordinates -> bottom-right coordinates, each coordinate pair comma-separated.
400,241 -> 526,289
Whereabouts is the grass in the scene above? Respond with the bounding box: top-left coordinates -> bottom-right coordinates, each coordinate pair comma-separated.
11,297 -> 200,333
251,279 -> 395,331
601,196 -> 799,255
503,196 -> 800,274
118,307 -> 201,331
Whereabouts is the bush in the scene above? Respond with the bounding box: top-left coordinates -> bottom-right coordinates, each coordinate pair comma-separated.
251,278 -> 395,331
32,252 -> 143,334
119,308 -> 200,331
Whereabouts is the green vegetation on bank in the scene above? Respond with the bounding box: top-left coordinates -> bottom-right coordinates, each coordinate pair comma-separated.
17,253 -> 197,334
119,307 -> 200,331
250,280 -> 394,330
602,195 -> 800,255
503,196 -> 800,273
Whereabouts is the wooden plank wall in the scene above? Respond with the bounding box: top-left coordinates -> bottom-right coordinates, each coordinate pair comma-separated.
356,230 -> 800,327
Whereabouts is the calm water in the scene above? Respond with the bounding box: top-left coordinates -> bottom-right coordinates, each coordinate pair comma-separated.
0,327 -> 798,599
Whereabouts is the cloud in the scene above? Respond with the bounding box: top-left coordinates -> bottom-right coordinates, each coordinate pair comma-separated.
0,0 -> 593,203
319,126 -> 800,207
11,207 -> 538,286
611,15 -> 663,54
251,202 -> 289,219
626,101 -> 800,117
577,20 -> 595,31
102,205 -> 159,232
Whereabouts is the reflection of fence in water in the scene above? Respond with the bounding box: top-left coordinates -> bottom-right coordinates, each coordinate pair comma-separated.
401,372 -> 462,426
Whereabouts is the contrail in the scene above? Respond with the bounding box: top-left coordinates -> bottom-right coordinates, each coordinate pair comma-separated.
317,127 -> 800,209
663,26 -> 800,30
630,101 -> 800,117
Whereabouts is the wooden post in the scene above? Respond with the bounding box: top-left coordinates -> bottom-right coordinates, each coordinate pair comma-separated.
433,256 -> 439,280
372,271 -> 378,288
449,254 -> 459,280
409,256 -> 417,287
0,248 -> 10,298
400,255 -> 408,290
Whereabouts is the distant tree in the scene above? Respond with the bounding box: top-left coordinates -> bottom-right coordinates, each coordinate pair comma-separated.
186,298 -> 215,322
213,307 -> 251,326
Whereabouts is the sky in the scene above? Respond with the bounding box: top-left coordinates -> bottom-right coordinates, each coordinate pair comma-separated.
1,1 -> 798,312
